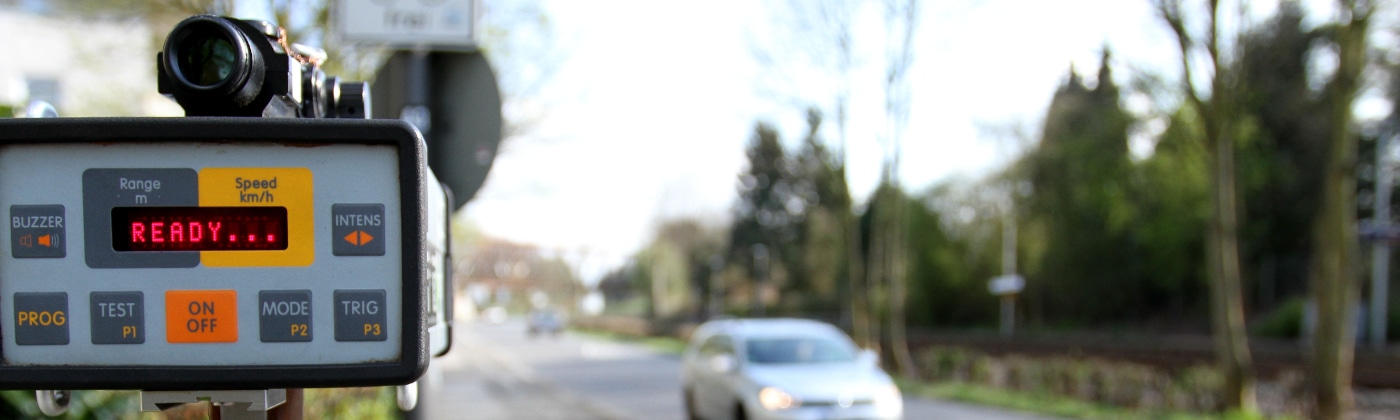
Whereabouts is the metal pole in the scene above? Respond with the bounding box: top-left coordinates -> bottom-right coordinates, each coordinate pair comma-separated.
1372,134 -> 1393,350
708,255 -> 723,319
752,245 -> 768,317
1001,202 -> 1016,338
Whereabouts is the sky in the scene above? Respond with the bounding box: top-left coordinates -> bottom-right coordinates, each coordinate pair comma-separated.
460,0 -> 1184,262
232,0 -> 1384,272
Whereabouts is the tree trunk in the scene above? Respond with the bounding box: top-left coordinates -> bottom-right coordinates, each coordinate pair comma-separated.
1206,127 -> 1258,412
887,187 -> 916,379
1310,6 -> 1368,416
867,188 -> 888,355
845,206 -> 872,349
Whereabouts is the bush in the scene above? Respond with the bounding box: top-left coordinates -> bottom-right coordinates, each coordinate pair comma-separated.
914,346 -> 1225,413
1252,297 -> 1305,338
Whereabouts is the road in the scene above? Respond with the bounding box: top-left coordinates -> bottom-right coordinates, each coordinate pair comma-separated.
422,317 -> 1059,420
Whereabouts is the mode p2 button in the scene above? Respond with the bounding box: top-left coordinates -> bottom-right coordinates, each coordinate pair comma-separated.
166,290 -> 237,343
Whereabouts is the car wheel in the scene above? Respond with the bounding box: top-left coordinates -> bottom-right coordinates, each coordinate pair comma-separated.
732,401 -> 747,420
683,388 -> 700,420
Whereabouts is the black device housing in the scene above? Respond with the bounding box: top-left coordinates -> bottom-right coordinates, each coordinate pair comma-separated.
0,118 -> 429,390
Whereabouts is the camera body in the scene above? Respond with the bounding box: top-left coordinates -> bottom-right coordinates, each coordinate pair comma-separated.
157,15 -> 367,119
0,16 -> 450,390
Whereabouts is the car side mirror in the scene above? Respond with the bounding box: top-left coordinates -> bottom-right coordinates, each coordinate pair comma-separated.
710,354 -> 737,373
858,349 -> 879,366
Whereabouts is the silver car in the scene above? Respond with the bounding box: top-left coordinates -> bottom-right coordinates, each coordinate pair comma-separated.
681,318 -> 903,420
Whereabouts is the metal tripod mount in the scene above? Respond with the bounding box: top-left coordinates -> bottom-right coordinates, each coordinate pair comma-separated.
140,389 -> 288,420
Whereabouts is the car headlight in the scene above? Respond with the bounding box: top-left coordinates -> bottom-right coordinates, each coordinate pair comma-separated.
873,384 -> 901,408
758,387 -> 800,411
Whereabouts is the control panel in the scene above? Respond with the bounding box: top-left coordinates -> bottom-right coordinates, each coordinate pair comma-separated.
0,118 -> 427,390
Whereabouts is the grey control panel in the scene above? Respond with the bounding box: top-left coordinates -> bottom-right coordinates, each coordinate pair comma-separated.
0,143 -> 403,365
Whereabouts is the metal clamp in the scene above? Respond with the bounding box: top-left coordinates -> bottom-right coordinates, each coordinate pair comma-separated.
35,390 -> 69,416
141,389 -> 287,420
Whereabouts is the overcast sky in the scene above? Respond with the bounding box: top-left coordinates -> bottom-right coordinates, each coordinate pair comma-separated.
236,0 -> 1385,273
460,0 -> 1188,261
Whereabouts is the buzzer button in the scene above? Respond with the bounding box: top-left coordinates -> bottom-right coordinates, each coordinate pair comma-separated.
11,205 -> 66,259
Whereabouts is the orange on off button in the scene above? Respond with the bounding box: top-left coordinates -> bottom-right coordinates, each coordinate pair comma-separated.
165,290 -> 237,343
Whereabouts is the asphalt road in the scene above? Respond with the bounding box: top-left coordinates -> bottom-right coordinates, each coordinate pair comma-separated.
422,317 -> 1059,420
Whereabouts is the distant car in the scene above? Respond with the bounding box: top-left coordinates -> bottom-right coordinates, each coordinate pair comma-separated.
484,306 -> 508,324
681,318 -> 902,420
527,309 -> 564,337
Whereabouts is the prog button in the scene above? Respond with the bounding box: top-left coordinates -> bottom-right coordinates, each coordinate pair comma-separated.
14,292 -> 68,345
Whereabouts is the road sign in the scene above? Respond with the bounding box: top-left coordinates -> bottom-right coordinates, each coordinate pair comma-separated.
372,51 -> 502,208
989,275 -> 1025,296
337,0 -> 477,48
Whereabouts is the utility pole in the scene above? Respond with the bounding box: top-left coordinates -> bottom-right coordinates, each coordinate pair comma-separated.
1372,133 -> 1393,350
752,244 -> 768,317
708,255 -> 724,319
1001,203 -> 1017,338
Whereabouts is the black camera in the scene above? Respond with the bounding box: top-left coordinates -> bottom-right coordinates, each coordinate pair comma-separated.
157,15 -> 368,118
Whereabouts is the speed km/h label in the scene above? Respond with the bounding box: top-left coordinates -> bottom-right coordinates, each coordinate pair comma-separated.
198,168 -> 313,267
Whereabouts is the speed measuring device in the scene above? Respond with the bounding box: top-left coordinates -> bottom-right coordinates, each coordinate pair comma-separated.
0,118 -> 430,390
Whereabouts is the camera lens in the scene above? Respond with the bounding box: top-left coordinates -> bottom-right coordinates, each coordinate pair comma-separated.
179,34 -> 236,86
163,16 -> 255,94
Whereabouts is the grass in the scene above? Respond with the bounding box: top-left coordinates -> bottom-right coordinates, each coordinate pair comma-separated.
898,379 -> 1287,420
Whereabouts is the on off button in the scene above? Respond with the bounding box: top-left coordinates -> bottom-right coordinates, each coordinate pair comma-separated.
166,290 -> 237,343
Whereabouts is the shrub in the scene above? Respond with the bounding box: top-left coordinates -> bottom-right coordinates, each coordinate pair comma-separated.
1252,297 -> 1305,338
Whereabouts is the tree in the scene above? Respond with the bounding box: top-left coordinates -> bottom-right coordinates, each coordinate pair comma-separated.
1153,0 -> 1256,412
873,0 -> 919,379
1308,1 -> 1374,417
755,0 -> 871,348
1024,53 -> 1140,325
730,122 -> 808,314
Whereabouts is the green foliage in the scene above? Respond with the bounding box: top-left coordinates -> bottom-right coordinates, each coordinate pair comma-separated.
0,390 -> 151,419
303,387 -> 396,419
1134,108 -> 1211,321
1251,297 -> 1305,338
904,182 -> 999,327
1021,52 -> 1148,326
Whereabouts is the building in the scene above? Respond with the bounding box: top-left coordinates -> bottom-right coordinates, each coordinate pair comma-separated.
0,3 -> 181,117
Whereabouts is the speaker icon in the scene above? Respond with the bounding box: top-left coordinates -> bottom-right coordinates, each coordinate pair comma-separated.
18,234 -> 33,248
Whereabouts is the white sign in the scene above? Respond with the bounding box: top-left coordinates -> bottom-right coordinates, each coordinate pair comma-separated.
988,275 -> 1025,295
338,0 -> 477,48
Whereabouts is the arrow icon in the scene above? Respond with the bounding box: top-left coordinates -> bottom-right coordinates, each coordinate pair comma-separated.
343,230 -> 375,246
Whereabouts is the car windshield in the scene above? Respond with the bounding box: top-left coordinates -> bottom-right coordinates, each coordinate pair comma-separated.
744,337 -> 855,365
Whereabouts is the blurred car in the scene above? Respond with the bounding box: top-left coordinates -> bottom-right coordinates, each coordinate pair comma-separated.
483,305 -> 508,324
681,318 -> 902,420
527,308 -> 565,337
